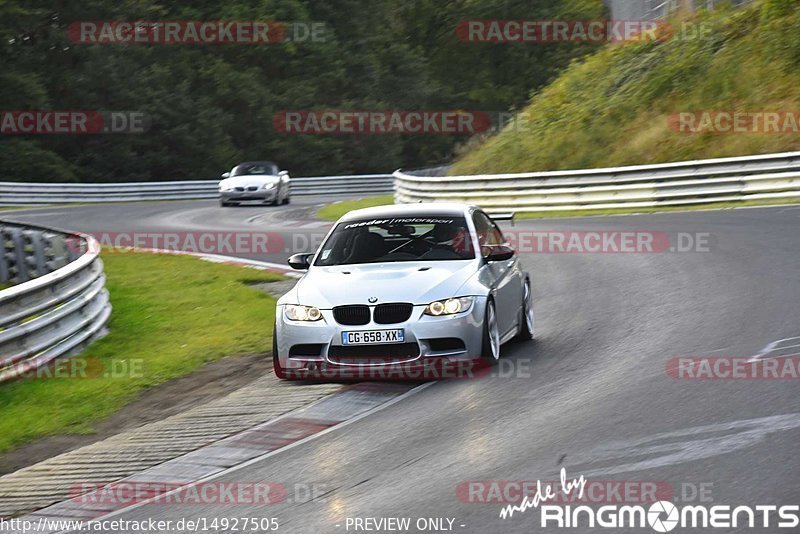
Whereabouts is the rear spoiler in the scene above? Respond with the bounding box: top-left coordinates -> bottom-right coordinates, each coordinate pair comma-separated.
489,212 -> 516,226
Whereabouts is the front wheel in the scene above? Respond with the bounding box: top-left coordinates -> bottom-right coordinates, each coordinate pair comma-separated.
480,300 -> 501,365
272,325 -> 289,379
515,278 -> 535,341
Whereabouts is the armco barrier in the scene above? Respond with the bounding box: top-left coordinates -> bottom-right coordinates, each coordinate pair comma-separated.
394,151 -> 800,213
0,174 -> 393,206
0,222 -> 110,382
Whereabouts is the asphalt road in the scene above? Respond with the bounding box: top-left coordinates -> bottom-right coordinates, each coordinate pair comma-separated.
5,199 -> 800,533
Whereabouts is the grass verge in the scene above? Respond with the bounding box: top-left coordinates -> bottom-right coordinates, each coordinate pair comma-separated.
316,195 -> 394,221
452,1 -> 800,175
0,251 -> 284,452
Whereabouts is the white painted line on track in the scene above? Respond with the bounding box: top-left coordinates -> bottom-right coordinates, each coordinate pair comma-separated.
748,337 -> 800,362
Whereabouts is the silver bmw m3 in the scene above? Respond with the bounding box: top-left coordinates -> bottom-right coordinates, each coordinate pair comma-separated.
272,203 -> 534,380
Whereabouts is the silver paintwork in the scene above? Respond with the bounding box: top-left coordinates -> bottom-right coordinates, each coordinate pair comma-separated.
274,203 -> 532,371
219,169 -> 291,205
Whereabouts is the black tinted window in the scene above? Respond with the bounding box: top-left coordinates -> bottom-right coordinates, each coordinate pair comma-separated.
315,216 -> 475,266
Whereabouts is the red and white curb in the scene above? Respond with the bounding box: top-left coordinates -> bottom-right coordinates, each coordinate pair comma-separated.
11,382 -> 430,533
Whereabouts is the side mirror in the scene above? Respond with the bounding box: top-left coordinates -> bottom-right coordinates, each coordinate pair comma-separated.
221,172 -> 230,179
288,252 -> 313,270
278,170 -> 290,181
482,244 -> 515,262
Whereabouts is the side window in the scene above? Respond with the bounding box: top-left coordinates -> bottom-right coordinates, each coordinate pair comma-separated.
472,211 -> 504,247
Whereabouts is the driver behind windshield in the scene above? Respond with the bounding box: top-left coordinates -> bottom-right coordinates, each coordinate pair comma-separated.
315,217 -> 475,266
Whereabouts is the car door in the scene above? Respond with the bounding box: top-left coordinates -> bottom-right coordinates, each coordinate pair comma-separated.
472,210 -> 522,337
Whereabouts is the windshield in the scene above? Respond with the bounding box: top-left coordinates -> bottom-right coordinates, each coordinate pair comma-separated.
314,216 -> 475,266
231,162 -> 278,176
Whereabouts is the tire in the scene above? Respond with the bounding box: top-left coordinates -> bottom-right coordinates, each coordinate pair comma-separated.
219,200 -> 229,207
480,300 -> 501,365
272,325 -> 289,380
515,278 -> 535,341
283,195 -> 290,205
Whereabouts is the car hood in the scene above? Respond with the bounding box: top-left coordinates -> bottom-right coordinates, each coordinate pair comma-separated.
285,260 -> 478,308
220,175 -> 278,188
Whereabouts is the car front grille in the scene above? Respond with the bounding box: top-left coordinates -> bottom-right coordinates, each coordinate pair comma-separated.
327,342 -> 420,364
374,303 -> 413,324
234,186 -> 245,192
333,305 -> 370,325
247,186 -> 259,191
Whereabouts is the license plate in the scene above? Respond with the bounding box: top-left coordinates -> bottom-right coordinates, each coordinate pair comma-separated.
341,329 -> 404,345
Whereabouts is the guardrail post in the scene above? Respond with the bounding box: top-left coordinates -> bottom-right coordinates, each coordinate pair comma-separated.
25,230 -> 48,279
0,226 -> 9,284
7,228 -> 27,283
44,233 -> 70,272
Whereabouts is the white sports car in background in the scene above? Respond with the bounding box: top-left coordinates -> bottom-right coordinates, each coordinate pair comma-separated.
218,161 -> 291,207
272,203 -> 534,380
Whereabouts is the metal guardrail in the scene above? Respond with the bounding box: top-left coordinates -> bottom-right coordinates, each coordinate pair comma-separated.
656,0 -> 755,17
0,222 -> 110,382
0,174 -> 393,206
394,151 -> 800,213
606,0 -> 754,21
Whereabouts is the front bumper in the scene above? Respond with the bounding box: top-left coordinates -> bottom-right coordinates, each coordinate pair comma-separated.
220,190 -> 276,202
275,297 -> 487,375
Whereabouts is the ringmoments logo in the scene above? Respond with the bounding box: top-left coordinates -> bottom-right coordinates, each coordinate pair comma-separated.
499,468 -> 800,531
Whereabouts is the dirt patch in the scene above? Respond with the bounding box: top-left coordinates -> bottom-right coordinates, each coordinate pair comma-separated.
0,352 -> 273,474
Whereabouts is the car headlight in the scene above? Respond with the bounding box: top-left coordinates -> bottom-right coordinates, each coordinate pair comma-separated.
220,185 -> 234,192
262,182 -> 277,190
285,304 -> 322,321
424,297 -> 473,316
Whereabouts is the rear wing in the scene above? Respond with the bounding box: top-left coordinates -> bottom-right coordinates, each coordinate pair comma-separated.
489,212 -> 516,226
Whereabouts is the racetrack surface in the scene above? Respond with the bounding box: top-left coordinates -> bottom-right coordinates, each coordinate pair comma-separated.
6,200 -> 800,533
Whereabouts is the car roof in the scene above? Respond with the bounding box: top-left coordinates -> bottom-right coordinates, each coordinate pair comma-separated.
234,161 -> 277,167
338,202 -> 477,222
